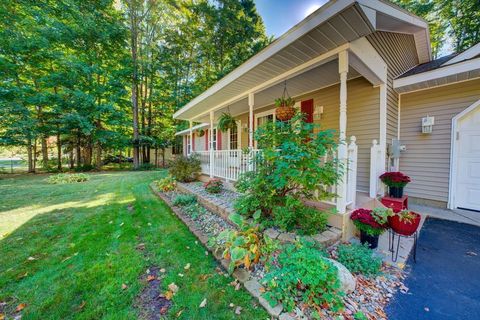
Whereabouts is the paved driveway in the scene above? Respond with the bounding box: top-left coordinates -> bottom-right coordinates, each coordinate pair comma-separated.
386,218 -> 480,319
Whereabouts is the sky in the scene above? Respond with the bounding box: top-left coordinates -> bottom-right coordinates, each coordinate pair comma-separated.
254,0 -> 329,38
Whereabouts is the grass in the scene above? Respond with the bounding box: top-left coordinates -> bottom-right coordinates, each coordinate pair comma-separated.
0,171 -> 268,319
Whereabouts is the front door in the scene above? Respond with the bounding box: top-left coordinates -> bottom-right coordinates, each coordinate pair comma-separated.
455,104 -> 480,211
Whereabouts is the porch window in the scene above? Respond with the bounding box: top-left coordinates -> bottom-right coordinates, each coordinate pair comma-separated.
229,125 -> 238,150
212,128 -> 217,150
186,135 -> 191,154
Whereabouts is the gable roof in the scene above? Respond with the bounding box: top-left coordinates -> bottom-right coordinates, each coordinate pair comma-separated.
173,0 -> 431,121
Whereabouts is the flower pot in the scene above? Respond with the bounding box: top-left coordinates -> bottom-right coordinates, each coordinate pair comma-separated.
360,231 -> 379,249
275,106 -> 296,121
388,212 -> 421,236
389,186 -> 404,198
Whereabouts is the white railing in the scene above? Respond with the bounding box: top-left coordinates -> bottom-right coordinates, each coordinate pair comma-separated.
369,139 -> 384,198
190,136 -> 358,212
192,149 -> 261,181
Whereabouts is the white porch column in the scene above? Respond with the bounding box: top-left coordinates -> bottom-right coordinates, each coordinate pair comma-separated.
336,50 -> 348,214
209,111 -> 214,177
378,83 -> 387,194
189,120 -> 193,156
248,93 -> 254,149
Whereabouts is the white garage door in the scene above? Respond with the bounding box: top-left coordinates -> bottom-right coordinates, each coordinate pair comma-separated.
455,103 -> 480,211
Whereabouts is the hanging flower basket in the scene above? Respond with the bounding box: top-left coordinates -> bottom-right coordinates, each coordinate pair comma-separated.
275,82 -> 296,121
197,129 -> 205,137
218,113 -> 237,132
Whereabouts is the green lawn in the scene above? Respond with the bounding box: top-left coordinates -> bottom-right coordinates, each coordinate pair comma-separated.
0,171 -> 267,319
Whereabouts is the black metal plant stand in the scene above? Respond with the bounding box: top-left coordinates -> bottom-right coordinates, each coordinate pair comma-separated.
388,229 -> 418,263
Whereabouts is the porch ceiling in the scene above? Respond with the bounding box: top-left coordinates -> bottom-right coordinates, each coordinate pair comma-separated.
174,0 -> 430,122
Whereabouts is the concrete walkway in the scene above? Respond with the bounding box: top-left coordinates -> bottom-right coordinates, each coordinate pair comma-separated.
386,218 -> 480,319
410,204 -> 480,227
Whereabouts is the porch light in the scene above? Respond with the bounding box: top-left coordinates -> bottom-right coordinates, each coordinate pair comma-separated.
313,105 -> 324,120
421,116 -> 434,134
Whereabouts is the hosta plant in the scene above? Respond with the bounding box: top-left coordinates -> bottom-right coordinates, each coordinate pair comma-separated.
172,194 -> 197,207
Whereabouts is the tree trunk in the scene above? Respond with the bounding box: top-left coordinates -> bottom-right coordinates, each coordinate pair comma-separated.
69,149 -> 74,169
57,132 -> 62,171
27,138 -> 34,173
161,148 -> 166,168
33,139 -> 37,173
76,133 -> 81,168
129,3 -> 140,170
41,137 -> 48,169
95,142 -> 102,170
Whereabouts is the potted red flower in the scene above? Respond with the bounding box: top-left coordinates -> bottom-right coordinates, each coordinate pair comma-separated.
388,210 -> 421,236
379,171 -> 411,198
350,207 -> 393,249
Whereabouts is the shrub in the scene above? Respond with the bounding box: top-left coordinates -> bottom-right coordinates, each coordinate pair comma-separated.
74,164 -> 95,172
46,173 -> 90,184
204,178 -> 223,194
168,155 -> 201,182
183,203 -> 207,219
271,197 -> 328,235
234,113 -> 340,234
136,163 -> 157,171
337,243 -> 382,276
156,176 -> 176,192
262,241 -> 343,313
172,194 -> 197,207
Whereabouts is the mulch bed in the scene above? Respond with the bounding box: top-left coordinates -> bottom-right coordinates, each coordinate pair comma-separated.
135,266 -> 172,320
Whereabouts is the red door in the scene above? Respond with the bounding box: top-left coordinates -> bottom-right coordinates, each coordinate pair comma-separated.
301,99 -> 314,123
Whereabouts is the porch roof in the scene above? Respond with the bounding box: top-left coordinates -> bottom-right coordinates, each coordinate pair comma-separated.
173,0 -> 430,123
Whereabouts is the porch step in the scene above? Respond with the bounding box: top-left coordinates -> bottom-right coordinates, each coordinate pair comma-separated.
177,182 -> 342,247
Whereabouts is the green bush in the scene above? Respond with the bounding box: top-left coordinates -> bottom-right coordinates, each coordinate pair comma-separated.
155,176 -> 176,192
234,114 -> 340,235
168,155 -> 201,182
183,203 -> 207,219
204,178 -> 223,194
262,241 -> 343,313
136,163 -> 157,171
172,194 -> 197,207
46,173 -> 90,184
337,243 -> 382,276
271,197 -> 328,235
74,164 -> 95,172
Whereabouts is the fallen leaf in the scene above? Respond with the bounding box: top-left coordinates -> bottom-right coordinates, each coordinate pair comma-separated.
205,251 -> 209,256
176,309 -> 184,318
235,306 -> 242,315
184,263 -> 191,270
16,303 -> 26,312
136,243 -> 145,250
165,291 -> 174,300
235,282 -> 241,291
0,313 -> 5,320
27,257 -> 35,261
199,298 -> 207,308
168,283 -> 179,293
159,268 -> 166,273
160,306 -> 168,314
147,275 -> 156,282
120,222 -> 124,227
78,301 -> 86,310
229,303 -> 235,308
121,283 -> 128,290
17,272 -> 28,279
424,307 -> 430,312
466,251 -> 477,256
178,273 -> 184,277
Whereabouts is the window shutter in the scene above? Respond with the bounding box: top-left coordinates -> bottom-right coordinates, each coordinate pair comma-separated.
301,99 -> 314,123
217,130 -> 222,150
205,129 -> 209,150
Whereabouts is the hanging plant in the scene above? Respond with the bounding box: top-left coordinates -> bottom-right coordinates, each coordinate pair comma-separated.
218,113 -> 237,132
275,82 -> 297,121
197,129 -> 205,137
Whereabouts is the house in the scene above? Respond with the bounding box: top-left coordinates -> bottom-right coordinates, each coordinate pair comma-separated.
173,0 -> 480,237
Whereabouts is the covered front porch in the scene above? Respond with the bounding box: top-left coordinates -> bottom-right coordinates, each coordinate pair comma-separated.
176,44 -> 388,218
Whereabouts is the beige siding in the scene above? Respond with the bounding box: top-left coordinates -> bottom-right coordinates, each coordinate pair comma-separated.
234,77 -> 379,192
367,32 -> 419,143
399,79 -> 480,203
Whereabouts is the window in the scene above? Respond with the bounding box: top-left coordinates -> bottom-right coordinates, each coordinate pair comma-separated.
212,128 -> 217,150
229,125 -> 238,150
186,135 -> 191,154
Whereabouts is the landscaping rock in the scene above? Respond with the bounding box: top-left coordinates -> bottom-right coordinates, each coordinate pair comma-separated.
264,228 -> 280,239
279,313 -> 296,320
326,258 -> 356,294
277,232 -> 296,243
233,268 -> 250,283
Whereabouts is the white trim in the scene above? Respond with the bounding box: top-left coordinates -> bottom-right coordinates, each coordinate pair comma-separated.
254,109 -> 276,149
443,43 -> 480,66
173,0 -> 355,119
396,76 -> 480,95
349,37 -> 387,85
190,45 -> 347,121
393,57 -> 480,90
175,123 -> 209,136
227,121 -> 241,150
448,99 -> 480,209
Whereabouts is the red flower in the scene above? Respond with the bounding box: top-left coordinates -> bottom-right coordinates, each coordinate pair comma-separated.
379,172 -> 411,187
350,208 -> 385,229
